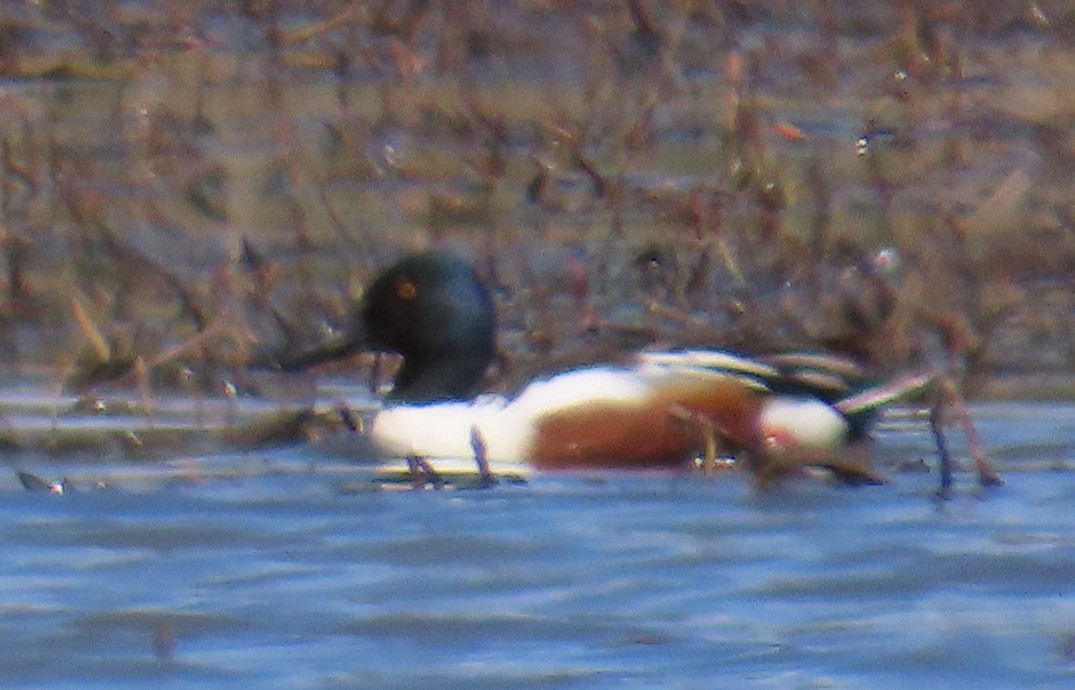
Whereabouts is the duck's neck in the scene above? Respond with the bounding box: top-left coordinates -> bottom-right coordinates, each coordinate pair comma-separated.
389,352 -> 491,404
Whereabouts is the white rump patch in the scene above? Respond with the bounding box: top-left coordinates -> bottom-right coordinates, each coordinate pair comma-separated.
758,397 -> 849,453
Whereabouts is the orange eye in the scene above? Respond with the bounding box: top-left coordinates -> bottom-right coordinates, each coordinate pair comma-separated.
396,279 -> 418,300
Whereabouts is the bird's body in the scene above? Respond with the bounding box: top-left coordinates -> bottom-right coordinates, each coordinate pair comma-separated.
278,252 -> 929,479
369,353 -> 856,472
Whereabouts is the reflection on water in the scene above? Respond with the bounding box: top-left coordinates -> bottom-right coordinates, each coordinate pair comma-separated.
3,403 -> 1075,689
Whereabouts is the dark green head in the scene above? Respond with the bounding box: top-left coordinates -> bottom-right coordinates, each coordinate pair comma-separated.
355,252 -> 496,403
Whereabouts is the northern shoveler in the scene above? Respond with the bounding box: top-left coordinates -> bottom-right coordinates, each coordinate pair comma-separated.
274,252 -> 933,482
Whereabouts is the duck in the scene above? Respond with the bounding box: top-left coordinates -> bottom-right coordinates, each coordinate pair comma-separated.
273,251 -> 932,482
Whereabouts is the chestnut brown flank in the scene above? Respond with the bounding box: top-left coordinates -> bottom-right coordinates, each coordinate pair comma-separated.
529,375 -> 764,470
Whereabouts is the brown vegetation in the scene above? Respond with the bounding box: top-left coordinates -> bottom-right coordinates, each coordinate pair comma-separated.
0,1 -> 1072,402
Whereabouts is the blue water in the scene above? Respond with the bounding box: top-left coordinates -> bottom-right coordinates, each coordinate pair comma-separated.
3,404 -> 1075,689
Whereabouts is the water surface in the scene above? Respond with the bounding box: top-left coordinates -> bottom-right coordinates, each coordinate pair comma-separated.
3,402 -> 1075,689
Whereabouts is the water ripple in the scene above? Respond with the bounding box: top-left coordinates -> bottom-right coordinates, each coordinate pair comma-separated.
2,406 -> 1075,688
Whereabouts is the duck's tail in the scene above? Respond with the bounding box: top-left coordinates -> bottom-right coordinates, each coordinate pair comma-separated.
640,349 -> 935,439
